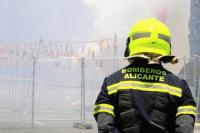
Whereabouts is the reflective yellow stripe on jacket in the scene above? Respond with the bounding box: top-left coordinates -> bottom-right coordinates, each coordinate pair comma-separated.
176,105 -> 196,116
107,80 -> 182,97
93,104 -> 115,117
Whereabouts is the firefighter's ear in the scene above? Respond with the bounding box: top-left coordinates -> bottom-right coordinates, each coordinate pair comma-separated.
124,37 -> 130,57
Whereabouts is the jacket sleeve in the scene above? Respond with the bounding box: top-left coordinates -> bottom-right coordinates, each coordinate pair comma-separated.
175,79 -> 196,133
93,77 -> 116,133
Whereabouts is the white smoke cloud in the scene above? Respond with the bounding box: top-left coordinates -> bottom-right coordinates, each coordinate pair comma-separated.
83,0 -> 190,58
83,0 -> 171,38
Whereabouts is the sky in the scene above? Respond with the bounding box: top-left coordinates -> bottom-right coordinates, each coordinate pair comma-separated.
0,0 -> 191,58
0,0 -> 93,42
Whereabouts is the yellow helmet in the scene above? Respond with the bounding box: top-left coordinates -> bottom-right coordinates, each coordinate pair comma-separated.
124,18 -> 171,57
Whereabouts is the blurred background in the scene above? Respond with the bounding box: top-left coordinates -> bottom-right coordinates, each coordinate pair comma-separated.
0,0 -> 199,132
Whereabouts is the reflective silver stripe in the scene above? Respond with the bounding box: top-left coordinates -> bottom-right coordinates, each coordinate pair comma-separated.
93,104 -> 115,117
158,34 -> 171,44
131,32 -> 171,45
176,105 -> 196,116
107,81 -> 182,97
132,32 -> 151,40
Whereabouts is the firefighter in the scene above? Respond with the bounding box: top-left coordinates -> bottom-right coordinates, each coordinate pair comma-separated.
93,18 -> 196,133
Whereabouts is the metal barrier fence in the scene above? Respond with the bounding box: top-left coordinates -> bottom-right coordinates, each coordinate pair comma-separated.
0,56 -> 199,127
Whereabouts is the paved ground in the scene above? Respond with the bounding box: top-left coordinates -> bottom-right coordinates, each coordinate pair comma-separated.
0,121 -> 199,133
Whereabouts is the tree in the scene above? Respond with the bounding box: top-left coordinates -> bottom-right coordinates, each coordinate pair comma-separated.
180,0 -> 200,120
189,0 -> 200,56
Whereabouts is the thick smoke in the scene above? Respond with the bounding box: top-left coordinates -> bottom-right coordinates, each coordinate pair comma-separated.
83,0 -> 190,58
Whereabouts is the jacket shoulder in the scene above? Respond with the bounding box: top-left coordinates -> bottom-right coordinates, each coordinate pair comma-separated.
105,68 -> 125,85
164,69 -> 185,88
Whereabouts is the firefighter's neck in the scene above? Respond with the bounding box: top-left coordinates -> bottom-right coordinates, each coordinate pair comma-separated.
128,53 -> 161,64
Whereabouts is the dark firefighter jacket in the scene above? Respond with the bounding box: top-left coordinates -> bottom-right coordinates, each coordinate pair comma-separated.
93,61 -> 196,133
